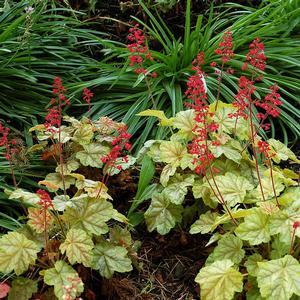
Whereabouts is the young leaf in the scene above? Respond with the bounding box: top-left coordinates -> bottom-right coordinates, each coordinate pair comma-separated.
72,123 -> 94,145
7,188 -> 40,206
59,228 -> 94,267
136,109 -> 174,126
63,198 -> 114,235
257,255 -> 300,300
211,234 -> 245,265
0,232 -> 40,275
173,109 -> 195,139
8,277 -> 38,300
160,164 -> 176,187
270,235 -> 290,259
75,143 -> 110,168
190,211 -> 219,234
38,173 -> 75,192
195,259 -> 243,300
92,240 -> 132,278
207,172 -> 254,207
144,192 -> 183,235
160,140 -> 187,166
44,260 -> 84,300
235,208 -> 271,245
244,254 -> 264,277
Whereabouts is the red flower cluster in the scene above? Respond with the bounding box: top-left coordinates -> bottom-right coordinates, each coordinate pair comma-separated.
242,38 -> 266,72
229,76 -> 256,120
36,189 -> 54,209
214,31 -> 234,63
45,77 -> 70,131
83,88 -> 93,112
101,125 -> 132,171
0,122 -> 18,161
185,52 -> 218,175
127,24 -> 157,77
293,221 -> 300,230
255,84 -> 282,130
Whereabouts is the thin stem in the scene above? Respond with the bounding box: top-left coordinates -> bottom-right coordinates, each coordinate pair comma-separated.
268,158 -> 280,207
290,227 -> 297,254
214,61 -> 224,111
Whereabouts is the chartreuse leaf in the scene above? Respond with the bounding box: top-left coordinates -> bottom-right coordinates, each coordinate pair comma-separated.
44,260 -> 84,300
190,211 -> 219,234
163,175 -> 194,205
235,208 -> 271,245
269,208 -> 300,244
193,180 -> 218,209
136,109 -> 174,126
195,259 -> 243,300
172,109 -> 195,139
206,172 -> 254,207
0,232 -> 40,275
72,123 -> 94,145
8,277 -> 38,300
63,198 -> 114,235
244,254 -> 264,277
60,228 -> 94,267
55,160 -> 80,175
211,234 -> 245,265
38,173 -> 75,192
271,235 -> 290,259
268,138 -> 300,164
7,188 -> 40,205
160,164 -> 176,187
257,255 -> 300,300
246,276 -> 264,300
258,170 -> 285,200
160,140 -> 187,166
144,191 -> 183,235
92,240 -> 132,278
75,143 -> 110,168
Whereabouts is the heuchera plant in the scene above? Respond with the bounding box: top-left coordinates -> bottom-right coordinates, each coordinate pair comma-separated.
0,78 -> 138,300
136,33 -> 300,300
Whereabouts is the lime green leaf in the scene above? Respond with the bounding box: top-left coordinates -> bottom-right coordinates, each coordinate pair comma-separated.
163,176 -> 194,205
75,143 -> 110,168
212,103 -> 249,139
44,260 -> 84,300
160,141 -> 187,166
7,188 -> 40,205
136,109 -> 174,126
258,170 -> 285,200
278,187 -> 300,207
0,232 -> 40,275
212,234 -> 245,265
246,277 -> 264,300
103,156 -> 136,176
144,192 -> 183,235
72,123 -> 94,145
235,208 -> 271,245
269,209 -> 300,244
8,277 -> 38,300
63,198 -> 114,235
207,172 -> 254,207
268,139 -> 300,164
55,160 -> 80,175
193,180 -> 218,208
60,229 -> 94,267
173,109 -> 195,139
210,144 -> 242,164
160,164 -> 176,187
52,195 -> 74,211
190,211 -> 219,234
38,173 -> 75,192
245,254 -> 264,277
28,207 -> 52,233
92,240 -> 132,278
257,255 -> 300,300
195,259 -> 243,300
271,235 -> 290,259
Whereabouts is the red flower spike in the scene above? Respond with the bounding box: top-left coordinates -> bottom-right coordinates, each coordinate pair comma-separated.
36,189 -> 54,209
83,88 -> 93,112
293,221 -> 300,230
245,38 -> 266,71
214,31 -> 234,63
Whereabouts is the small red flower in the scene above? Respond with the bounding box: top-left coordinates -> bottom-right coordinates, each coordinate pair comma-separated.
214,31 -> 234,63
83,88 -> 94,112
293,221 -> 300,229
245,38 -> 266,71
36,189 -> 54,209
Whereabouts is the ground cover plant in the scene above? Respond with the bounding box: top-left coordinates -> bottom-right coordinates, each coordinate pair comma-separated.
0,0 -> 300,299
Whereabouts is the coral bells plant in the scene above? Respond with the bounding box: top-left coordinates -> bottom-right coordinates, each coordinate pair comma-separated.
136,36 -> 300,300
0,80 -> 137,300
